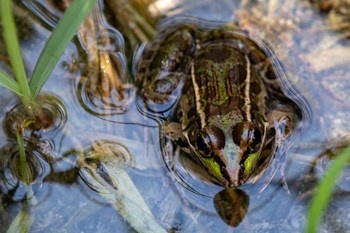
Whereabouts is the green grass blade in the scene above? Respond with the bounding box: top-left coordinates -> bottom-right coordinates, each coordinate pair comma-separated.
305,145 -> 350,233
0,0 -> 31,98
16,130 -> 33,185
30,0 -> 98,98
0,70 -> 23,96
7,206 -> 32,233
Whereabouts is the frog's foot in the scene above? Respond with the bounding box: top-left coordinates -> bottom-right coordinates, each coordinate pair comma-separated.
259,142 -> 291,193
260,116 -> 295,193
161,122 -> 184,141
276,115 -> 294,142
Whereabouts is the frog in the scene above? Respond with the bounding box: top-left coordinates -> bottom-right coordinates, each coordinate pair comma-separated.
136,22 -> 303,188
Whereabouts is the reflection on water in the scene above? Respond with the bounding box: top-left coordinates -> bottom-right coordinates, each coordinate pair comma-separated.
3,94 -> 67,140
25,0 -> 135,116
0,0 -> 350,232
75,3 -> 135,115
214,188 -> 249,227
0,142 -> 48,202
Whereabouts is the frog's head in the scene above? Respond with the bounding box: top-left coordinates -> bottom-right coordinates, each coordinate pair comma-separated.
186,117 -> 273,187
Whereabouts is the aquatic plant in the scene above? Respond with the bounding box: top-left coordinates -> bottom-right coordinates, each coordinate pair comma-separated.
0,0 -> 97,184
0,0 -> 97,113
306,145 -> 350,233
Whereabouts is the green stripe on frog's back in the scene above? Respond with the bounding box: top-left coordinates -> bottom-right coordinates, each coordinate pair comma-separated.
192,43 -> 267,128
183,39 -> 273,186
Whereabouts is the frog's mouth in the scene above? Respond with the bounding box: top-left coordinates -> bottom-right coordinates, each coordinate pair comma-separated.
214,157 -> 238,187
220,162 -> 242,187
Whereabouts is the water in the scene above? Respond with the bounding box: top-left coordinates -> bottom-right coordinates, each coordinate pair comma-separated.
1,0 -> 350,232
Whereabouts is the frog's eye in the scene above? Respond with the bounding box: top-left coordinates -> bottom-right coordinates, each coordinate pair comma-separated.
231,123 -> 245,145
232,122 -> 262,150
195,133 -> 212,157
204,126 -> 225,149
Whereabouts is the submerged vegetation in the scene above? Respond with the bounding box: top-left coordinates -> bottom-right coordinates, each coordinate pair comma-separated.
0,0 -> 97,230
0,0 -> 97,186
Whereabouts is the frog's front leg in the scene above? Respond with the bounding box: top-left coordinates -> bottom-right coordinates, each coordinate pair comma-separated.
262,109 -> 298,191
268,109 -> 298,144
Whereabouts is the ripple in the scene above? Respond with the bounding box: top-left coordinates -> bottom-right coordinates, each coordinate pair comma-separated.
35,94 -> 67,139
22,0 -> 61,29
76,52 -> 135,116
75,10 -> 134,116
94,28 -> 125,52
77,140 -> 134,203
82,140 -> 133,171
23,0 -> 133,116
0,142 -> 49,202
3,94 -> 67,140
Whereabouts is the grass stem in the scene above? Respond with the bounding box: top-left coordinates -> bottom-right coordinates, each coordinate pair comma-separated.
15,130 -> 32,185
306,145 -> 350,233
